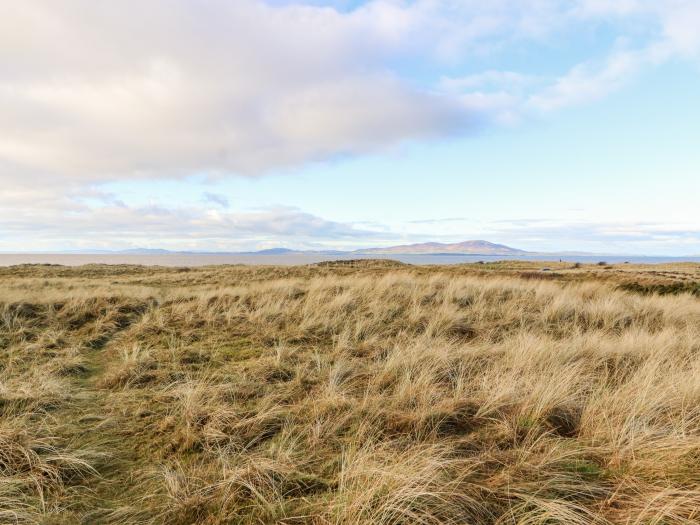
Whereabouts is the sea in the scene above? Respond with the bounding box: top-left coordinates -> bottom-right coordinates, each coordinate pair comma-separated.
1,254 -> 699,267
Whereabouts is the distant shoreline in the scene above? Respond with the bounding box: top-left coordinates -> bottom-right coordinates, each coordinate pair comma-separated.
1,253 -> 700,267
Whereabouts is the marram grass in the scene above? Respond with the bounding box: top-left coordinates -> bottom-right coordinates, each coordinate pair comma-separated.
1,260 -> 699,524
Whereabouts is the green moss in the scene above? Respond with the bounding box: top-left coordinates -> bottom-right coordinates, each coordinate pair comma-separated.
561,460 -> 603,479
214,338 -> 265,362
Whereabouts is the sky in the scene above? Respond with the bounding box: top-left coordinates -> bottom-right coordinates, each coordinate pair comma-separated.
1,0 -> 699,255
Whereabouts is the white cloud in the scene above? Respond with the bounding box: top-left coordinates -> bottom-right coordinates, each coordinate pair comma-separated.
528,48 -> 647,111
0,0 -> 494,186
0,194 -> 380,251
659,1 -> 700,56
573,0 -> 700,60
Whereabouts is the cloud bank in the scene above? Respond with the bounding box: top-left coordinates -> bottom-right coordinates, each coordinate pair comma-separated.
0,195 -> 381,252
2,191 -> 699,255
0,0 -> 475,185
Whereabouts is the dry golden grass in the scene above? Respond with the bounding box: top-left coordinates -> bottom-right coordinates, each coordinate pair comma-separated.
1,260 -> 699,524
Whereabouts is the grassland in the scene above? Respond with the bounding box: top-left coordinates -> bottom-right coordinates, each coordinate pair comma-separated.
1,260 -> 700,524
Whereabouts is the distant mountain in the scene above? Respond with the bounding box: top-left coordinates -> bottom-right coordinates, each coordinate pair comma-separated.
354,240 -> 528,255
62,241 -> 528,256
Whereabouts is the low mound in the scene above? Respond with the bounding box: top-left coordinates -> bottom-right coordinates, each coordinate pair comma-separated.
311,258 -> 407,268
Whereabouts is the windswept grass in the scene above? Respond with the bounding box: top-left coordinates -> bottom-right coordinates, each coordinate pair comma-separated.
1,261 -> 699,523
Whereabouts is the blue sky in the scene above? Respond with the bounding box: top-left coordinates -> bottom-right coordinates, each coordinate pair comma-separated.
1,1 -> 699,254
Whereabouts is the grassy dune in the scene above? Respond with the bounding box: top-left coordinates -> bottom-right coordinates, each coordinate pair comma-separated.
1,261 -> 700,524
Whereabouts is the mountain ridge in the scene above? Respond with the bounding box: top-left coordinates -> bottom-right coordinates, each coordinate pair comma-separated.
353,240 -> 527,255
52,240 -> 528,256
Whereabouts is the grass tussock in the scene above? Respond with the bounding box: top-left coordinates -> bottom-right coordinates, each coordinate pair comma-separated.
1,261 -> 700,523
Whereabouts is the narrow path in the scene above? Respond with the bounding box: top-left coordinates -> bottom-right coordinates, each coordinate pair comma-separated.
46,310 -> 151,525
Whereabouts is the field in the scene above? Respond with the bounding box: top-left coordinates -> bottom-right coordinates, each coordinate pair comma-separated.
1,260 -> 700,524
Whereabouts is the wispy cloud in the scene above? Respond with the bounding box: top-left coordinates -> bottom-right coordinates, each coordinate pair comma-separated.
440,1 -> 700,118
398,217 -> 700,255
528,48 -> 648,111
0,198 -> 381,252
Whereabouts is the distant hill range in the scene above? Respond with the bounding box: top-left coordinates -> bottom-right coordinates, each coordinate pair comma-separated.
354,240 -> 527,255
75,240 -> 530,256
